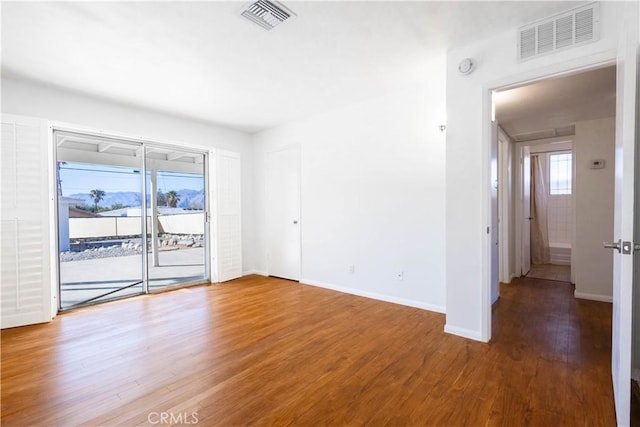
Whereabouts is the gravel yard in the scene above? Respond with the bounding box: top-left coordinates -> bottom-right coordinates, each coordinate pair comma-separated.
61,234 -> 204,262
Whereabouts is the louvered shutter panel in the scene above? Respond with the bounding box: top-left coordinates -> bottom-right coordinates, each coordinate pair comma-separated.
1,115 -> 53,328
216,150 -> 242,282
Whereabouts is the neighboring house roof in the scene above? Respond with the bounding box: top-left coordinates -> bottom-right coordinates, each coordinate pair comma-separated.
68,207 -> 99,218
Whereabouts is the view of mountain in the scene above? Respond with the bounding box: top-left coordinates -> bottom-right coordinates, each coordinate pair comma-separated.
69,189 -> 205,210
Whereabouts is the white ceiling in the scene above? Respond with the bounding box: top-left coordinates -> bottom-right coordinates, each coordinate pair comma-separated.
2,1 -> 582,133
494,65 -> 616,140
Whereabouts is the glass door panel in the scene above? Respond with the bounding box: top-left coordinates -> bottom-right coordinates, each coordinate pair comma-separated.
56,133 -> 145,309
145,147 -> 207,290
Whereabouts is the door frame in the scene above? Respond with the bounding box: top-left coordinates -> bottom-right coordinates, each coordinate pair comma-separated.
50,121 -> 214,311
481,49 -> 619,340
485,40 -> 637,425
510,138 -> 574,279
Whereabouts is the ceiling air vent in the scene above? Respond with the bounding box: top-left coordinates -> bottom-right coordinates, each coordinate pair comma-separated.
518,2 -> 599,62
240,0 -> 295,31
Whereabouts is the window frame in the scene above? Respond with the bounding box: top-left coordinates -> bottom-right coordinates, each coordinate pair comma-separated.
547,150 -> 573,196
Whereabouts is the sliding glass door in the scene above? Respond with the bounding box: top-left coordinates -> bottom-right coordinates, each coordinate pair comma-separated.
55,131 -> 208,310
56,133 -> 145,309
145,147 -> 207,291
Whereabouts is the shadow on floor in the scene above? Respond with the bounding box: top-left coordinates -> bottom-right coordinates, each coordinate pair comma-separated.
632,379 -> 640,426
526,264 -> 571,282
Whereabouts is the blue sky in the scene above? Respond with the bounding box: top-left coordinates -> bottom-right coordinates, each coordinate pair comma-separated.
58,162 -> 203,196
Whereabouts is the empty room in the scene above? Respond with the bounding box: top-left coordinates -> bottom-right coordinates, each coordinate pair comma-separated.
1,1 -> 639,426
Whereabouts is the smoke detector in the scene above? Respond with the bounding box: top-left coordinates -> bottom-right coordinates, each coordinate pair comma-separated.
240,1 -> 296,31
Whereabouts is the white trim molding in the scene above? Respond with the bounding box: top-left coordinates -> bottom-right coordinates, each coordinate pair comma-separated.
444,324 -> 484,342
301,279 -> 446,314
574,291 -> 613,303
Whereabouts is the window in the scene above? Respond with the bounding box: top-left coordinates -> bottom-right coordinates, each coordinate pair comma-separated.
549,152 -> 572,195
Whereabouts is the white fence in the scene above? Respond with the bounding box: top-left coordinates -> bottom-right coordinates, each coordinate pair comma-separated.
69,213 -> 204,238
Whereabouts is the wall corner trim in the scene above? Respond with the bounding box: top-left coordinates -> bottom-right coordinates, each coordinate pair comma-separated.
574,291 -> 613,303
444,324 -> 486,342
300,278 -> 446,314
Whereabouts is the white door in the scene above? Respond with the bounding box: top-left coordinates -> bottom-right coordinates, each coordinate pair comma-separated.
215,150 -> 242,282
635,124 -> 640,401
266,146 -> 301,281
609,5 -> 638,424
490,122 -> 499,302
498,129 -> 511,284
634,138 -> 640,388
522,146 -> 532,275
1,115 -> 54,328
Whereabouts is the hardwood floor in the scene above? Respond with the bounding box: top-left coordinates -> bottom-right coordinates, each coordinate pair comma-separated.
633,379 -> 640,426
1,275 -> 615,426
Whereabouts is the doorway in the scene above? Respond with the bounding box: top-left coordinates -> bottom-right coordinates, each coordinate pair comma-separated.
494,65 -> 616,298
55,130 -> 209,310
522,145 -> 574,283
266,146 -> 301,281
484,10 -> 638,424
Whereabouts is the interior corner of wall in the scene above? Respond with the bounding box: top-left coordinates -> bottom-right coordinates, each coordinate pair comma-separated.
444,323 -> 484,342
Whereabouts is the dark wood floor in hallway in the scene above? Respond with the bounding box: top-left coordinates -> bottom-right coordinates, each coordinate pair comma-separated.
1,275 -> 615,426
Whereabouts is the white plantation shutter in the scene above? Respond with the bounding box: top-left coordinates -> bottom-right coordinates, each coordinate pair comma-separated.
1,115 -> 53,328
216,150 -> 242,282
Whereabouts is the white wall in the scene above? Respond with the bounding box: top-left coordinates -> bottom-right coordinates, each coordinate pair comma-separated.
1,76 -> 256,272
446,1 -> 625,341
574,117 -> 615,301
252,57 -> 447,312
67,213 -> 204,239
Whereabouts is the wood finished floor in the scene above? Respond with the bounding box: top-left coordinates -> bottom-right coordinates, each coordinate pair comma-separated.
2,275 -> 615,426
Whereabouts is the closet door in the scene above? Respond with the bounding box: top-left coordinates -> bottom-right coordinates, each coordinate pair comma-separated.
266,146 -> 300,281
1,115 -> 53,328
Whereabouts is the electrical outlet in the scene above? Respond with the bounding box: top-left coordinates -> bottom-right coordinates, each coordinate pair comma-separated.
349,264 -> 355,274
397,271 -> 404,281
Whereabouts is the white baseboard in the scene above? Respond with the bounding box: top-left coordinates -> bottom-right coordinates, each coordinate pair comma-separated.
300,278 -> 446,314
444,324 -> 484,342
242,270 -> 268,277
500,273 -> 517,284
574,291 -> 613,303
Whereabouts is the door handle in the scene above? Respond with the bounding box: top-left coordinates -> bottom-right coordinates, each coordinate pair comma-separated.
603,240 -> 621,253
